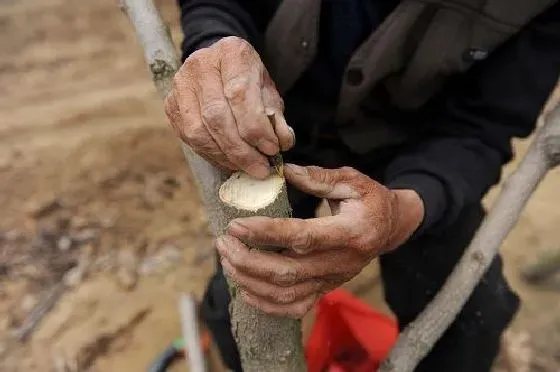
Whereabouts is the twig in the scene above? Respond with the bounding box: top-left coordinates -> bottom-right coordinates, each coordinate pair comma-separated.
380,103 -> 560,372
14,283 -> 65,342
179,293 -> 206,372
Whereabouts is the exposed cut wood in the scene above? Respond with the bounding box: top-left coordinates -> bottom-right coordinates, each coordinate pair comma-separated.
219,172 -> 285,212
219,171 -> 305,371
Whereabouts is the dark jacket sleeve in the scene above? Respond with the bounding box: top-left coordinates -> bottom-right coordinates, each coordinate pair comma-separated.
385,2 -> 560,236
176,0 -> 261,61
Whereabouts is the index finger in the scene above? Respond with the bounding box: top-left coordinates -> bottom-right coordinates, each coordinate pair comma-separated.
220,43 -> 280,156
195,64 -> 271,179
227,215 -> 351,255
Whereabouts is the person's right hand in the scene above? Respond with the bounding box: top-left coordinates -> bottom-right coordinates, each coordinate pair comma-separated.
164,36 -> 295,179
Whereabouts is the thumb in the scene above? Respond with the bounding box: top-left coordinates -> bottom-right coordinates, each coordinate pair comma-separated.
284,164 -> 360,200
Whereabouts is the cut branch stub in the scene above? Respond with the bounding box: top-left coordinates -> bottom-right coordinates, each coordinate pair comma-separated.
219,171 -> 291,226
219,172 -> 306,372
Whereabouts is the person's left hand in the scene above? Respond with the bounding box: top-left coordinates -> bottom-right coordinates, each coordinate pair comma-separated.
216,164 -> 424,318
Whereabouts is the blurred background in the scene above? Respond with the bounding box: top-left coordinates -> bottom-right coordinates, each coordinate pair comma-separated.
0,1 -> 559,371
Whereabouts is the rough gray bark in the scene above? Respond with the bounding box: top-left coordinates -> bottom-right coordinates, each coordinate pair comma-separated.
380,103 -> 560,372
219,172 -> 306,371
120,1 -> 306,371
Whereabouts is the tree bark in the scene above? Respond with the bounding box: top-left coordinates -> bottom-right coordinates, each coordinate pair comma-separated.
120,1 -> 306,371
219,172 -> 306,371
380,103 -> 560,372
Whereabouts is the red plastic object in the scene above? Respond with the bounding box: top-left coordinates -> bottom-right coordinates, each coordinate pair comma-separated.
305,289 -> 398,372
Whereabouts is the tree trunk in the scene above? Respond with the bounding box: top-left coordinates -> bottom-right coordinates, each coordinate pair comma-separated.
120,1 -> 306,371
219,172 -> 306,371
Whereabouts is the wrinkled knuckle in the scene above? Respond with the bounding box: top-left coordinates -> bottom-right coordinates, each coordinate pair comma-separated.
275,266 -> 298,286
307,166 -> 327,181
181,58 -> 201,79
187,48 -> 205,64
221,35 -> 245,47
184,124 -> 205,144
235,38 -> 256,59
238,123 -> 265,143
223,75 -> 250,102
340,166 -> 360,177
292,229 -> 314,253
308,166 -> 337,188
228,249 -> 246,268
276,288 -> 297,304
228,146 -> 255,166
201,100 -> 229,130
307,165 -> 323,174
293,303 -> 312,319
354,238 -> 371,255
355,231 -> 380,255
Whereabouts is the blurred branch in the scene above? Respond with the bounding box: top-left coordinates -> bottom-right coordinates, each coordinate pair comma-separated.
179,293 -> 205,372
380,103 -> 560,372
14,284 -> 65,342
118,0 -> 179,99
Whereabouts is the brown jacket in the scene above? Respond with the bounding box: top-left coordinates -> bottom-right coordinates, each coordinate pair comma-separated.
263,0 -> 557,152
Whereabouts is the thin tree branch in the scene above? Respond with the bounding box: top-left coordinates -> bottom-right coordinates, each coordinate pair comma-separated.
380,104 -> 560,372
118,0 -> 178,100
119,0 -> 231,237
14,284 -> 65,342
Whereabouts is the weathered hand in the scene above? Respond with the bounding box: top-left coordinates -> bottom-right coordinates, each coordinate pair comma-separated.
217,164 -> 424,318
164,36 -> 294,179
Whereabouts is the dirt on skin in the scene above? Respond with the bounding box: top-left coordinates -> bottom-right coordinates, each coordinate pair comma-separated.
0,1 -> 559,371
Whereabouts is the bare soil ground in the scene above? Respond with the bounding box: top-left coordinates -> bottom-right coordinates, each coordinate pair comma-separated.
0,1 -> 559,371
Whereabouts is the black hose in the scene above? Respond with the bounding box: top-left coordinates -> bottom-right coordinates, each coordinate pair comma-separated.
147,345 -> 180,372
